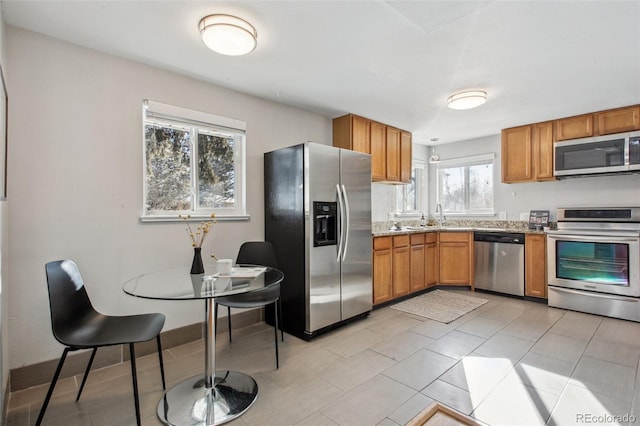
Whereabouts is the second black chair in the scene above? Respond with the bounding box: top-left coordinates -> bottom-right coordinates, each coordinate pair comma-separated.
38,260 -> 166,426
214,241 -> 284,368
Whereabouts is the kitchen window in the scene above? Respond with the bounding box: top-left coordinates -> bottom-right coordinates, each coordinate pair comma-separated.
396,160 -> 425,215
142,100 -> 247,221
436,153 -> 494,215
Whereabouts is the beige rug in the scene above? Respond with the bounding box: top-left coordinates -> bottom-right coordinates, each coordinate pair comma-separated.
390,290 -> 488,323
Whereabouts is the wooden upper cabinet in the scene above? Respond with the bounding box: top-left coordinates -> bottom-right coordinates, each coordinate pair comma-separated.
385,126 -> 401,181
333,113 -> 413,183
332,114 -> 370,154
351,115 -> 371,153
502,121 -> 554,183
502,125 -> 533,183
400,131 -> 412,183
596,105 -> 640,135
555,114 -> 594,141
370,121 -> 387,181
531,121 -> 555,181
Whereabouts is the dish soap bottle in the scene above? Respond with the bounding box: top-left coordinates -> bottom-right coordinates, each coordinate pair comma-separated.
420,212 -> 426,227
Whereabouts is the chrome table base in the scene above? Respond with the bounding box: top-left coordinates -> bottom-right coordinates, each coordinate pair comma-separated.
157,371 -> 258,425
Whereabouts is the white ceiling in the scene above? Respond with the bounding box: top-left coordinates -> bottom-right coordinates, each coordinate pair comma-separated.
3,0 -> 640,145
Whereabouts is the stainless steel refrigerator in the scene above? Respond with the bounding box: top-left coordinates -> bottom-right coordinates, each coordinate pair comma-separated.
264,142 -> 372,340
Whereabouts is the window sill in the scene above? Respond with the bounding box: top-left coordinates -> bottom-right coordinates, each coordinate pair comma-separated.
442,212 -> 495,217
140,214 -> 250,223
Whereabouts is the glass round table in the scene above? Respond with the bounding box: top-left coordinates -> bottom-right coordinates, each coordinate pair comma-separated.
123,264 -> 284,425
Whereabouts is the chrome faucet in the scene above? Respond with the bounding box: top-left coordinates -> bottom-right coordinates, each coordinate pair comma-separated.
435,203 -> 446,227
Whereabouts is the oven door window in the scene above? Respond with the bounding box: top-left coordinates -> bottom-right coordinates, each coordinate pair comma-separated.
556,240 -> 629,286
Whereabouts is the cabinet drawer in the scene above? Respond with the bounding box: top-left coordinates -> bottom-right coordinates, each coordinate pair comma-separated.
373,236 -> 392,250
393,234 -> 410,247
439,232 -> 470,242
410,233 -> 425,245
425,233 -> 437,244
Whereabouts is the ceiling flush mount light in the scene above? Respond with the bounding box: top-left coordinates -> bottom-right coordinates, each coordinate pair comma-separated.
429,138 -> 441,163
447,90 -> 487,110
199,14 -> 257,56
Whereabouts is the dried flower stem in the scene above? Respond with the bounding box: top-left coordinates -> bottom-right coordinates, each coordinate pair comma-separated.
179,214 -> 216,248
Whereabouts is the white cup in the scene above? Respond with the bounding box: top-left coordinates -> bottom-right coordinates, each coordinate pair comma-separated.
217,259 -> 233,275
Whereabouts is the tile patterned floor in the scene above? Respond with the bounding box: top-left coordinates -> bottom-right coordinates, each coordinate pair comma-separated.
6,289 -> 640,425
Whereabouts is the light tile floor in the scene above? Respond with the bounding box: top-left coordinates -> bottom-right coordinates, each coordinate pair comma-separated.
7,289 -> 640,425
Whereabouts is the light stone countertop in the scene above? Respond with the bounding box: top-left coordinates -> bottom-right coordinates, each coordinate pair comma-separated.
372,220 -> 550,237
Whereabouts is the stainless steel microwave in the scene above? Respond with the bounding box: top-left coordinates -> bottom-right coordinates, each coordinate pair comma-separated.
554,130 -> 640,177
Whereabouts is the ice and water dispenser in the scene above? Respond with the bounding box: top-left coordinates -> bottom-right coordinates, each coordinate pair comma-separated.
313,201 -> 337,247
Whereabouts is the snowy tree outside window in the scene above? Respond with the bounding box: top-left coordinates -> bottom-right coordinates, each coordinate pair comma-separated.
142,100 -> 247,221
436,154 -> 494,215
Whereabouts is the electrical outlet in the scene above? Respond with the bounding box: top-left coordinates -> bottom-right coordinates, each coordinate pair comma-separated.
498,211 -> 507,220
519,212 -> 529,221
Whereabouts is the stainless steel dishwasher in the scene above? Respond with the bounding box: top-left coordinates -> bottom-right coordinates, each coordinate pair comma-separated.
474,232 -> 525,296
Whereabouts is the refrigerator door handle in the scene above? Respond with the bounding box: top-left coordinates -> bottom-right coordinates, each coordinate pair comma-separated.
336,183 -> 345,262
341,184 -> 350,261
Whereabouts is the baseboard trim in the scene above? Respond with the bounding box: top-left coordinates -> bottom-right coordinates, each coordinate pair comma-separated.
9,309 -> 262,392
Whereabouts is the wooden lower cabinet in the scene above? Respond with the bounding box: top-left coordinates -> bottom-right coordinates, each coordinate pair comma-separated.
438,232 -> 474,287
392,235 -> 411,297
373,236 -> 393,304
525,234 -> 547,298
425,233 -> 438,287
373,231 -> 476,305
410,233 -> 426,292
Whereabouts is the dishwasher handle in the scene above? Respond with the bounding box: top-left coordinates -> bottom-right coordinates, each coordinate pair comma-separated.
474,232 -> 525,244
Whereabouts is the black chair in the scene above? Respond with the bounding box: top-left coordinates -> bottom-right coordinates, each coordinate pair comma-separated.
214,241 -> 284,368
37,260 -> 166,426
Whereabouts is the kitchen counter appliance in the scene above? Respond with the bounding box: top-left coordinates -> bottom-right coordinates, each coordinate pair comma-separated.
554,130 -> 640,178
547,207 -> 640,321
264,143 -> 372,340
474,231 -> 525,296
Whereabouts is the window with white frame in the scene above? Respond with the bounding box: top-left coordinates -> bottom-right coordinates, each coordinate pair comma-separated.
396,160 -> 425,215
436,153 -> 494,215
142,100 -> 247,221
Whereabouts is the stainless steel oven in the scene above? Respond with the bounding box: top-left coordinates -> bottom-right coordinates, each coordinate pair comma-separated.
547,207 -> 640,322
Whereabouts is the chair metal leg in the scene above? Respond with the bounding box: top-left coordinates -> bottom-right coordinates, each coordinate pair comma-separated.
36,347 -> 70,426
279,298 -> 284,342
227,306 -> 232,343
76,347 -> 97,401
274,300 -> 279,369
156,335 -> 166,390
129,343 -> 141,426
214,302 -> 219,334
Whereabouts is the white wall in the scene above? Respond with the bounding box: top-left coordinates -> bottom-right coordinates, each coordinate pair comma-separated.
0,7 -> 9,416
6,26 -> 331,369
0,2 -> 7,413
427,135 -> 640,221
